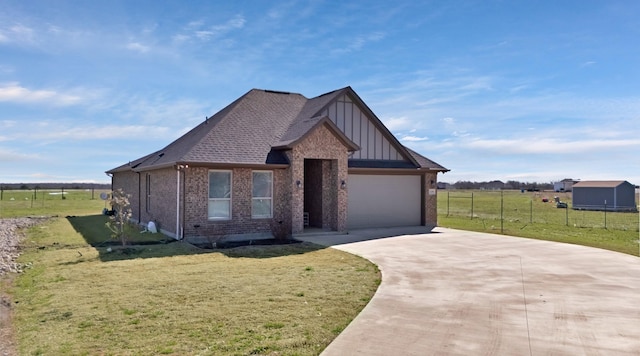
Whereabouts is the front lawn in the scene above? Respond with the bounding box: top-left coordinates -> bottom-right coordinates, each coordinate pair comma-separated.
11,216 -> 380,355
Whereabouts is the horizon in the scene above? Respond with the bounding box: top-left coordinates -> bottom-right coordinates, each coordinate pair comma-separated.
1,1 -> 639,185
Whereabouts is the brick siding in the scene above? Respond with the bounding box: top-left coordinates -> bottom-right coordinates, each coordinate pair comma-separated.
287,123 -> 349,234
111,122 -> 436,239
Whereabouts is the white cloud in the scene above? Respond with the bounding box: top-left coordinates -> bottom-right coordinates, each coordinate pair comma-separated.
0,82 -> 82,106
7,123 -> 174,142
0,24 -> 36,44
459,76 -> 493,91
171,34 -> 190,43
115,95 -> 209,126
126,42 -> 150,53
452,130 -> 470,137
401,135 -> 428,142
0,148 -> 40,162
382,116 -> 413,131
1,120 -> 17,128
178,14 -> 246,42
332,31 -> 385,54
466,137 -> 640,154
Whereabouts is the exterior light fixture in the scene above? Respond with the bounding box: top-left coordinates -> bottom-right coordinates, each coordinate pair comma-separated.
340,180 -> 346,189
296,180 -> 302,189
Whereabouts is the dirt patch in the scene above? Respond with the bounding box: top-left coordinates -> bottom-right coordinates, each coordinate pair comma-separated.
0,217 -> 48,356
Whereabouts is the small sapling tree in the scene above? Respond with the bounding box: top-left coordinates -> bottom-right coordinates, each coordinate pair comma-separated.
106,188 -> 132,246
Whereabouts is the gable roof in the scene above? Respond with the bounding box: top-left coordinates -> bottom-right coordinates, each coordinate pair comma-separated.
573,180 -> 630,188
273,116 -> 359,151
107,87 -> 447,173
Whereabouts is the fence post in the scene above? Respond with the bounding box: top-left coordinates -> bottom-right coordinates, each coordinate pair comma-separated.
471,192 -> 474,220
566,202 -> 569,226
604,200 -> 607,229
530,199 -> 533,224
447,191 -> 450,217
500,191 -> 504,234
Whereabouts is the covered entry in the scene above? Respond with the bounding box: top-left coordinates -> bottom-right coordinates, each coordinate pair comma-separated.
303,159 -> 339,230
347,174 -> 422,229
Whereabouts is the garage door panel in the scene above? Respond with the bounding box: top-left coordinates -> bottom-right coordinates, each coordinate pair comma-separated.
348,175 -> 421,229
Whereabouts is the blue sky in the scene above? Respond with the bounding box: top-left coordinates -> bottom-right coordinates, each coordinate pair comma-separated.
1,0 -> 638,185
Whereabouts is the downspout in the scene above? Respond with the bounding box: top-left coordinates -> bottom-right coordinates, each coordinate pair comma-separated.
136,172 -> 141,224
176,167 -> 181,240
182,167 -> 186,241
106,173 -> 113,191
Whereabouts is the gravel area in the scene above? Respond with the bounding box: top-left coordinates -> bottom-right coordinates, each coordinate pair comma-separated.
1,217 -> 48,356
0,217 -> 48,276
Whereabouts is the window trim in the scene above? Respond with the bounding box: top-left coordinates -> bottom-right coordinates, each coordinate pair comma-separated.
208,170 -> 232,220
252,170 -> 273,219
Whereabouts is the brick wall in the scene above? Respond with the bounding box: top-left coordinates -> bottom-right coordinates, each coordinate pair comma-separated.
423,171 -> 439,228
112,123 -> 352,239
182,167 -> 290,240
111,170 -> 140,222
112,167 -> 178,237
141,167 -> 177,236
287,123 -> 349,234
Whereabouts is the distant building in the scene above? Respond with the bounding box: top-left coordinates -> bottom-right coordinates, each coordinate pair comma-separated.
437,182 -> 450,189
572,180 -> 637,212
554,178 -> 578,192
481,180 -> 505,190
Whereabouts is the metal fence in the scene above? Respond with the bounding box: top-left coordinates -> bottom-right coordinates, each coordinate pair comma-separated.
439,190 -> 639,231
0,188 -> 110,218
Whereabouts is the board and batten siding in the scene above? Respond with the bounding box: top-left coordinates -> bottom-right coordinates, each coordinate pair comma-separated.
321,95 -> 404,161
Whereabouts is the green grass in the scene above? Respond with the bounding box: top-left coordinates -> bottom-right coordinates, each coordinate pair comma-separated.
5,187 -> 637,355
0,189 -> 110,218
438,190 -> 640,256
3,195 -> 381,355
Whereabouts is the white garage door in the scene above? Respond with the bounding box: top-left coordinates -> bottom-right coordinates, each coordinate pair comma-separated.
347,174 -> 422,229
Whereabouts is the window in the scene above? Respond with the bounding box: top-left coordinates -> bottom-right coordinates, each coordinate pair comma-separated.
252,171 -> 272,218
209,170 -> 232,220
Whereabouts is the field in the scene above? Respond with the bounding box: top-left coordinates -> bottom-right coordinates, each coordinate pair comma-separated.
0,189 -> 109,218
1,190 -> 381,355
2,187 -> 638,354
438,189 -> 640,256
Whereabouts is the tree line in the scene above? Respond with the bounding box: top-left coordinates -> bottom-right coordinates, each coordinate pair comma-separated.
0,182 -> 111,190
440,180 -> 553,191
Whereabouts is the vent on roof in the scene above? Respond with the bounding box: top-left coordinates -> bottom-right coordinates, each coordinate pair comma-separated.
264,90 -> 291,95
158,153 -> 165,157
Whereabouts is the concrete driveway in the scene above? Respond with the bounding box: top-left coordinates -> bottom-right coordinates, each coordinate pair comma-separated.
297,227 -> 640,355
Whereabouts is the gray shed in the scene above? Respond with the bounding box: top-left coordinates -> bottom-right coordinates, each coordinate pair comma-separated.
572,180 -> 637,212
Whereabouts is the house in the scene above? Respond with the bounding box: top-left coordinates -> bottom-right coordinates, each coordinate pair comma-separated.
106,87 -> 448,241
481,180 -> 504,190
572,180 -> 637,212
553,178 -> 578,192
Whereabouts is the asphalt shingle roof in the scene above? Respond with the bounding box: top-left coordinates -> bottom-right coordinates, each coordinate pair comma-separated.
107,87 -> 448,173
